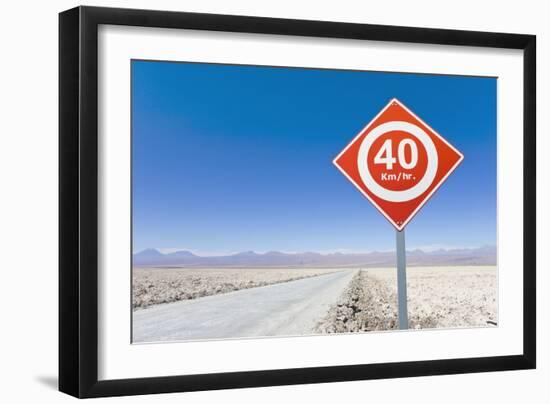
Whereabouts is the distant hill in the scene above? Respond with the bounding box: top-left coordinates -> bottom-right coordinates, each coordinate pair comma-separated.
133,246 -> 496,268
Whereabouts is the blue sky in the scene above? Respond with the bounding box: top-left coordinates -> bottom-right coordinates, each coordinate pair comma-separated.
132,60 -> 496,255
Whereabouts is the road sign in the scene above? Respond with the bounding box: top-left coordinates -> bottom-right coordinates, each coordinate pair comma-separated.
333,98 -> 464,231
333,98 -> 464,329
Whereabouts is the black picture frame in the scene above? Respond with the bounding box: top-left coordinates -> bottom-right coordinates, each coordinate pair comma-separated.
59,5 -> 536,398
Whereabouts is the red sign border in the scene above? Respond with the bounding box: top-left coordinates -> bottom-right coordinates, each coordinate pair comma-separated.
333,98 -> 464,231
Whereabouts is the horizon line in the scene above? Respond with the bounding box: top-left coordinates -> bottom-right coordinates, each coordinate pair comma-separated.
134,244 -> 497,257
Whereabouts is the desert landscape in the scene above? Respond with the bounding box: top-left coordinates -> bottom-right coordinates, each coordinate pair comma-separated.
316,266 -> 497,333
133,267 -> 340,309
132,250 -> 497,342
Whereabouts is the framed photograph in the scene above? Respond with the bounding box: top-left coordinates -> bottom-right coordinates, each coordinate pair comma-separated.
59,6 -> 536,398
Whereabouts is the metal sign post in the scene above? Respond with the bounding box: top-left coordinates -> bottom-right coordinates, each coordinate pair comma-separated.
396,229 -> 408,330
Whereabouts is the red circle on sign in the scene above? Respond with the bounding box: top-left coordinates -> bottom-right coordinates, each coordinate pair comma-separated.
366,131 -> 428,192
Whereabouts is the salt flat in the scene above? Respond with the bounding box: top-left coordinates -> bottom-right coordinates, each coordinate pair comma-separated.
133,267 -> 341,309
133,265 -> 497,343
317,266 -> 497,332
366,265 -> 498,328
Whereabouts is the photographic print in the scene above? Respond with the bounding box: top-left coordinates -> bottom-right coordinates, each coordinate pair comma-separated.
59,8 -> 535,396
131,60 -> 497,344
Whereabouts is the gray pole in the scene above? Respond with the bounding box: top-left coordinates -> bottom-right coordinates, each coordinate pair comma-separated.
396,229 -> 408,330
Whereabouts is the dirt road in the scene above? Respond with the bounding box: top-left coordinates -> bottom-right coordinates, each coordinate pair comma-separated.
133,269 -> 356,343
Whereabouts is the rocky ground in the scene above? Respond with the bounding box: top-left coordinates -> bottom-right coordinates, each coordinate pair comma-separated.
316,266 -> 497,333
133,267 -> 340,309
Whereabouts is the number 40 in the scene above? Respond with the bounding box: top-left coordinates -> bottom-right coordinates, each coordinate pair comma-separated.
374,138 -> 418,170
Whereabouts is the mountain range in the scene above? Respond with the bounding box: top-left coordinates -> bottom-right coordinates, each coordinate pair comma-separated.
133,245 -> 496,268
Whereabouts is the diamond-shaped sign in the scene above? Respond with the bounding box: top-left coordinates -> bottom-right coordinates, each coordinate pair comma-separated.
333,98 -> 463,231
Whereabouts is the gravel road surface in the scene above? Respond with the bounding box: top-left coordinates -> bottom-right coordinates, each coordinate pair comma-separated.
133,269 -> 356,343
